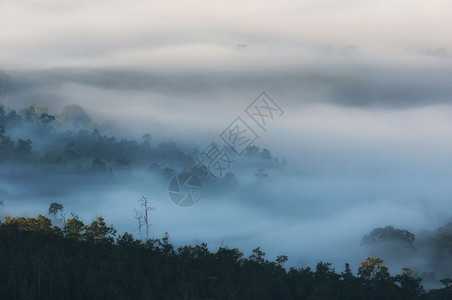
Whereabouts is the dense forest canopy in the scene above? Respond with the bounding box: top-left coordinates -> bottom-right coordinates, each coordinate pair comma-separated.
1,101 -> 452,298
1,0 -> 451,297
1,213 -> 451,300
0,103 -> 280,177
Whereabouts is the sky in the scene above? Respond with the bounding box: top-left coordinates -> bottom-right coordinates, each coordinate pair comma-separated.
1,0 -> 452,274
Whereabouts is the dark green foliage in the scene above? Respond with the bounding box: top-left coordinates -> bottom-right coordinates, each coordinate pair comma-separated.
394,269 -> 425,299
91,158 -> 107,171
15,139 -> 32,155
0,104 -> 281,180
261,148 -> 272,160
363,224 -> 452,281
362,226 -> 415,248
0,71 -> 11,96
39,113 -> 56,125
416,222 -> 452,277
1,215 -> 451,300
48,202 -> 63,218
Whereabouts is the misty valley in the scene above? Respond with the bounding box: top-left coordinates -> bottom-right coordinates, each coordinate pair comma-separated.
1,100 -> 452,299
2,0 -> 452,298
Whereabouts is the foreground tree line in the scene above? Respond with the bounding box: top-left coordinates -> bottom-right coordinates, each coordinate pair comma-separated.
0,214 -> 451,300
361,224 -> 452,283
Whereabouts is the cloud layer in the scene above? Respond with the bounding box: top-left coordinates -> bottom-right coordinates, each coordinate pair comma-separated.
1,0 -> 452,275
1,0 -> 451,69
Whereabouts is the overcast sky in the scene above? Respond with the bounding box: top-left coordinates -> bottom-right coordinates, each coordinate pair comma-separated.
1,0 -> 452,272
1,0 -> 451,70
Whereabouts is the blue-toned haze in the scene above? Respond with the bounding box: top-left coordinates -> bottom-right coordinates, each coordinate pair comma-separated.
1,0 -> 452,279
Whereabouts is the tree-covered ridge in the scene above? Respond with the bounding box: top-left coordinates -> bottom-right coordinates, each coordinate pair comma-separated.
0,214 -> 451,300
0,103 -> 281,177
361,224 -> 452,286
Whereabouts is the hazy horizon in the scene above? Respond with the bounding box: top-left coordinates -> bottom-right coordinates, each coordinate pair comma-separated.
1,0 -> 452,282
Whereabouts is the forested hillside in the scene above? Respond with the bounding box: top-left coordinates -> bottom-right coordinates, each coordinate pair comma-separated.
0,103 -> 280,178
1,214 -> 451,300
2,102 -> 452,299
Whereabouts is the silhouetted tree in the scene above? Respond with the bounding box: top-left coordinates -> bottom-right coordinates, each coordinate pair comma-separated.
48,202 -> 64,219
362,226 -> 415,249
137,197 -> 154,240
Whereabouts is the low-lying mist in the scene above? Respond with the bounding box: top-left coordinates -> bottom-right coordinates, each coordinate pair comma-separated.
1,68 -> 452,288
